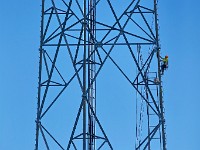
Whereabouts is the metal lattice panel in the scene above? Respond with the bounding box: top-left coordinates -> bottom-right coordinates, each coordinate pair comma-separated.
35,0 -> 167,150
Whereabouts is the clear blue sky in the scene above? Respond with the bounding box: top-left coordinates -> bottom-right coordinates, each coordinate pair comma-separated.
0,0 -> 200,150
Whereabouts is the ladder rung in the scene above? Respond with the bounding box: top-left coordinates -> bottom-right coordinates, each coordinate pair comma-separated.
149,101 -> 159,103
149,114 -> 156,116
149,126 -> 156,128
152,138 -> 160,140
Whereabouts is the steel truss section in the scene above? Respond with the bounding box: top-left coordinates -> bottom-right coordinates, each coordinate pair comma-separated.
35,0 -> 167,150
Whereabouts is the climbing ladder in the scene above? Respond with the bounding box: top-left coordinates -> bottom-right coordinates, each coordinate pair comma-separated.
88,0 -> 96,149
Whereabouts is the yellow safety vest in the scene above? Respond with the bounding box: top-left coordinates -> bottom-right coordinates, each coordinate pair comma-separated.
163,58 -> 168,64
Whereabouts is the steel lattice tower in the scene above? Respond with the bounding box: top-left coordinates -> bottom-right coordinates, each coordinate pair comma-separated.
35,0 -> 167,150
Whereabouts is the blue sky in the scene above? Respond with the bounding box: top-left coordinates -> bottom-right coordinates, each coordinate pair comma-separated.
0,0 -> 200,150
159,0 -> 200,149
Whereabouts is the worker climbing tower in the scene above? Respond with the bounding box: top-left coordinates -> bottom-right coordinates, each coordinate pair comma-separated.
35,0 -> 167,150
